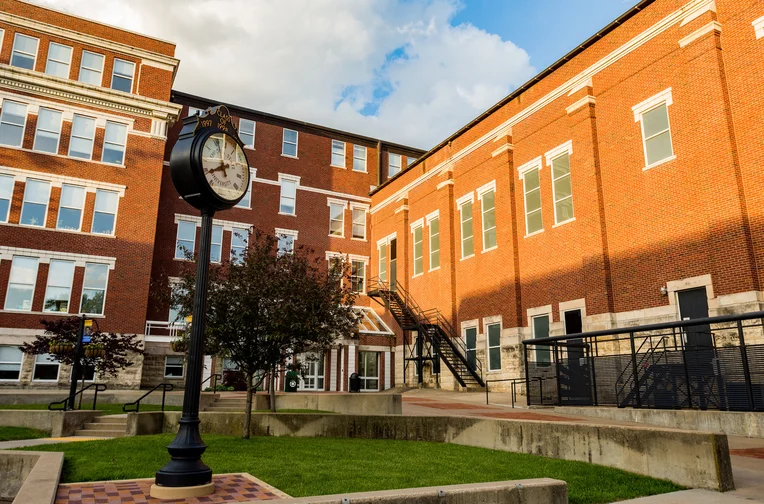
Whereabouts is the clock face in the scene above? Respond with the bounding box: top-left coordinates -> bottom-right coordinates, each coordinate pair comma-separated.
201,133 -> 249,202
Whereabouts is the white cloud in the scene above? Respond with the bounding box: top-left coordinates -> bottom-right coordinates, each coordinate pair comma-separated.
38,0 -> 535,149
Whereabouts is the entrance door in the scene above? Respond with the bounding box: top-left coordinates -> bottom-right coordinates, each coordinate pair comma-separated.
564,309 -> 584,361
677,287 -> 716,409
300,353 -> 325,390
677,288 -> 711,348
465,326 -> 477,369
389,238 -> 397,291
560,309 -> 592,405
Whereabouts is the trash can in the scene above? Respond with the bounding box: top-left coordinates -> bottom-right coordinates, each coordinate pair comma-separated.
349,372 -> 361,393
285,369 -> 299,392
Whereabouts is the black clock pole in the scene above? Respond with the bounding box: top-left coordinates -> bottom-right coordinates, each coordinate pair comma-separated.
155,207 -> 215,488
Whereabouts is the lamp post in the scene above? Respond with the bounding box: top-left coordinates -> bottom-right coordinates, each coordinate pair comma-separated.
66,315 -> 87,411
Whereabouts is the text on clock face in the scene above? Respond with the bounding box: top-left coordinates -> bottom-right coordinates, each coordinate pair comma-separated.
201,133 -> 248,201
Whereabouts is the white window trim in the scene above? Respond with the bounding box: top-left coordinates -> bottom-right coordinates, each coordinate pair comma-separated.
353,145 -> 368,173
560,298 -> 587,334
0,346 -> 22,382
20,179 -> 51,229
57,184 -> 86,232
331,139 -> 346,168
210,224 -> 223,264
164,355 -> 185,379
32,354 -> 60,383
461,320 -> 478,359
426,210 -> 440,272
92,189 -> 119,236
5,256 -> 39,312
0,100 -> 29,148
234,178 -> 252,209
516,156 -> 542,179
754,16 -> 764,39
101,120 -> 129,165
350,202 -> 369,241
632,88 -> 676,170
278,173 -> 300,216
45,42 -> 73,79
484,316 -> 502,372
545,141 -> 575,227
477,181 -> 497,253
110,58 -> 135,93
282,128 -> 299,158
68,113 -> 97,161
0,174 -> 13,224
410,217 -> 424,278
327,198 -> 347,238
349,256 -> 368,294
230,227 -> 250,261
456,192 -> 475,260
388,153 -> 402,178
78,50 -> 104,86
0,166 -> 126,195
544,140 -> 573,166
79,262 -> 110,316
32,107 -> 64,154
527,305 -> 553,327
0,30 -> 4,53
43,259 -> 75,314
174,220 -> 196,261
275,228 -> 298,255
12,33 -> 39,70
520,165 -> 543,238
238,118 -> 256,149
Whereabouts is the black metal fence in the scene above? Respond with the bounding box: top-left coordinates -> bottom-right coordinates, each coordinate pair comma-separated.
522,310 -> 764,411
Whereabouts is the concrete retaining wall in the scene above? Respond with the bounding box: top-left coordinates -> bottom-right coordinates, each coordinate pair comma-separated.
162,412 -> 732,491
554,406 -> 764,439
0,451 -> 63,504
254,393 -> 402,415
0,410 -> 101,437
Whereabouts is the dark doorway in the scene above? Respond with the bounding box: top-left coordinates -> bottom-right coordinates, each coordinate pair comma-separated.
677,287 -> 716,409
560,308 -> 592,405
677,288 -> 711,348
564,309 -> 584,360
389,238 -> 397,291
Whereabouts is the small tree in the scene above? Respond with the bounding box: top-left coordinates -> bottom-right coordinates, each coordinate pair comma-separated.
21,317 -> 144,407
170,229 -> 359,437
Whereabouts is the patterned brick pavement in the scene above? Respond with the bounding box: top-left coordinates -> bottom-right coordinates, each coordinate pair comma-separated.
55,473 -> 287,503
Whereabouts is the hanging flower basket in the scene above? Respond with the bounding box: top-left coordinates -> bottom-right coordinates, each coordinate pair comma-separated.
84,344 -> 105,359
170,338 -> 188,353
49,341 -> 73,355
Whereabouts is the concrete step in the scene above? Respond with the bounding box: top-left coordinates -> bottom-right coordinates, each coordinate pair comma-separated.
204,407 -> 246,412
213,401 -> 246,406
92,417 -> 127,425
82,422 -> 126,431
74,429 -> 126,438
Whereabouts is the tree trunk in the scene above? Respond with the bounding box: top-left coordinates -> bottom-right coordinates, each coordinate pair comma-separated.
269,366 -> 277,413
243,371 -> 253,439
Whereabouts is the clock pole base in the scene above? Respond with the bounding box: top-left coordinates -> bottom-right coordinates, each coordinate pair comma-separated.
150,481 -> 215,500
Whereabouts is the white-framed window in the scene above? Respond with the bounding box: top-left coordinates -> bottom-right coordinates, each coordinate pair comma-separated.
351,204 -> 367,240
68,114 -> 96,160
210,224 -> 223,263
279,176 -> 298,215
358,351 -> 379,391
457,193 -> 474,259
168,279 -> 186,324
378,243 -> 387,283
222,358 -> 239,371
0,175 -> 14,223
20,179 -> 50,227
353,145 -> 367,172
427,212 -> 440,271
92,189 -> 118,235
331,140 -> 346,167
407,156 -> 417,167
351,259 -> 366,293
110,58 -> 135,93
175,220 -> 196,259
80,262 -> 109,315
32,354 -> 60,382
0,346 -> 23,381
5,256 -> 39,311
276,228 -> 298,256
238,119 -> 255,148
633,89 -> 674,169
411,220 -> 423,276
45,42 -> 72,78
0,100 -> 28,147
521,163 -> 543,236
235,180 -> 252,209
478,182 -> 497,251
486,321 -> 501,371
231,227 -> 249,262
102,121 -> 128,165
328,201 -> 345,237
33,107 -> 63,154
43,259 -> 75,313
552,153 -> 574,224
282,128 -> 298,157
388,153 -> 401,177
532,314 -> 551,365
78,50 -> 104,86
755,16 -> 764,39
11,33 -> 39,70
164,356 -> 184,378
56,184 -> 86,231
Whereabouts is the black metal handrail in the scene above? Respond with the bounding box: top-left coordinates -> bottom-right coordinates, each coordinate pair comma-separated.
201,373 -> 222,391
486,376 -> 544,408
422,308 -> 483,380
123,383 -> 174,413
48,383 -> 107,411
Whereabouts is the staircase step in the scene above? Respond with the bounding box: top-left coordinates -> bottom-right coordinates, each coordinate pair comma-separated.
93,416 -> 127,424
74,429 -> 125,437
205,407 -> 246,411
82,422 -> 126,430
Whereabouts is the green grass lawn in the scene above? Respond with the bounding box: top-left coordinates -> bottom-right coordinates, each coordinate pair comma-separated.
0,425 -> 49,441
24,435 -> 682,504
0,403 -> 182,415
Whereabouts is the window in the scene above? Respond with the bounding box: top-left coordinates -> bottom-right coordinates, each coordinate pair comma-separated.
231,227 -> 248,262
164,356 -> 184,378
329,202 -> 345,237
378,244 -> 387,283
0,175 -> 14,223
388,153 -> 401,177
45,42 -> 72,78
0,100 -> 27,147
33,107 -> 63,154
33,354 -> 59,381
412,224 -> 423,276
532,314 -> 551,365
351,260 -> 366,293
43,260 -> 75,313
210,224 -> 223,263
71,363 -> 95,382
238,119 -> 255,148
102,121 -> 128,164
331,140 -> 345,167
222,358 -> 239,371
279,178 -> 297,215
5,256 -> 39,311
407,156 -> 416,167
11,33 -> 38,70
353,145 -> 367,172
57,184 -> 85,231
428,216 -> 440,270
277,232 -> 295,256
458,197 -> 474,258
78,50 -> 104,86
640,103 -> 674,167
20,179 -> 50,227
92,189 -> 118,235
68,114 -> 96,159
80,263 -> 109,315
110,58 -> 135,93
487,322 -> 501,371
168,282 -> 186,325
523,168 -> 543,235
235,180 -> 251,208
0,347 -> 23,381
282,128 -> 298,157
551,153 -> 574,224
175,221 -> 196,259
464,326 -> 477,369
358,351 -> 378,391
351,206 -> 366,240
479,187 -> 496,250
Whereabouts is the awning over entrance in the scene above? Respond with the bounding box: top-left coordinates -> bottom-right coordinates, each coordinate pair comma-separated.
354,306 -> 394,336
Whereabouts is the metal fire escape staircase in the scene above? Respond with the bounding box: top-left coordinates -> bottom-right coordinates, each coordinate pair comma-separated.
367,278 -> 484,388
